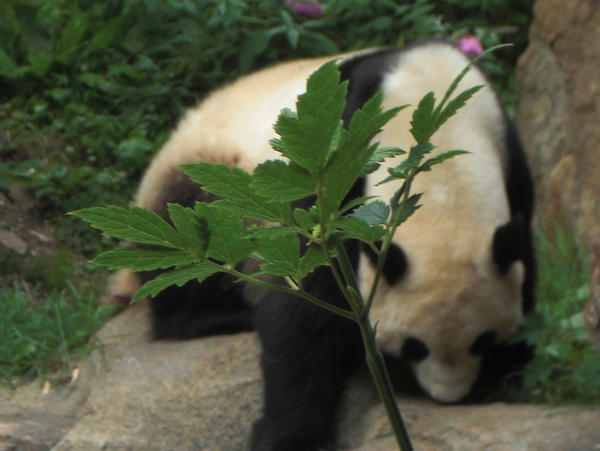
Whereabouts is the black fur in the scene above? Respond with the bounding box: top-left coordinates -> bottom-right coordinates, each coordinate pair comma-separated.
362,241 -> 408,285
502,116 -> 536,313
142,172 -> 255,339
492,216 -> 526,274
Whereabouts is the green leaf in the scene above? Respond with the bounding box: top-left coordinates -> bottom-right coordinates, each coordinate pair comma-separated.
380,142 -> 435,183
0,50 -> 17,78
26,46 -> 53,77
182,162 -> 290,222
133,263 -> 219,302
245,225 -> 296,240
410,91 -> 436,143
57,4 -> 90,64
194,203 -> 254,265
391,193 -> 422,227
340,196 -> 377,215
321,92 -> 402,215
70,206 -> 182,248
87,15 -> 126,54
293,207 -> 317,230
252,160 -> 315,202
273,60 -> 347,175
336,217 -> 385,243
298,244 -> 327,278
167,203 -> 208,255
363,146 -> 406,175
255,230 -> 300,277
93,247 -> 197,271
352,200 -> 390,225
434,85 -> 483,132
419,150 -> 470,172
239,30 -> 273,73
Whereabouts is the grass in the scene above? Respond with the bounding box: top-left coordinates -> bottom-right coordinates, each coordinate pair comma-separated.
516,224 -> 600,404
0,281 -> 115,389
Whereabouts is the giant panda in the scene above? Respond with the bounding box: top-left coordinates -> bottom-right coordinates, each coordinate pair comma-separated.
109,40 -> 535,450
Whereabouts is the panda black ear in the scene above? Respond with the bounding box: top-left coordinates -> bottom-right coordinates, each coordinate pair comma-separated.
492,216 -> 525,273
361,241 -> 408,284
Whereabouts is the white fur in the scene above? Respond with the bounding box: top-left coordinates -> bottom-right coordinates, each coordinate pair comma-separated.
357,43 -> 524,402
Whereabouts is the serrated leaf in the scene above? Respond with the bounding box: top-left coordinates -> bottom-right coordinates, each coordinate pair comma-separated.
298,244 -> 327,278
93,247 -> 197,271
182,162 -> 290,222
352,200 -> 390,225
132,263 -> 220,302
245,225 -> 296,240
336,217 -> 386,243
363,146 -> 406,174
252,160 -> 315,202
321,92 -> 402,215
293,208 -> 316,230
410,91 -> 436,143
380,142 -> 435,183
273,60 -> 347,175
70,206 -> 182,248
391,193 -> 422,227
269,137 -> 286,153
194,203 -> 254,265
255,230 -> 300,277
167,203 -> 208,255
434,85 -> 483,132
340,196 -> 377,215
419,150 -> 470,172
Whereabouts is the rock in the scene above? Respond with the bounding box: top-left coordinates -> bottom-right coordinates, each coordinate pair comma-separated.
3,300 -> 599,450
585,227 -> 600,349
0,229 -> 28,255
0,367 -> 92,450
53,301 -> 263,451
515,0 -> 600,237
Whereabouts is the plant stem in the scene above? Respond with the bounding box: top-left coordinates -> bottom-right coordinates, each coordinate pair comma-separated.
359,317 -> 413,451
335,244 -> 413,451
227,267 -> 356,321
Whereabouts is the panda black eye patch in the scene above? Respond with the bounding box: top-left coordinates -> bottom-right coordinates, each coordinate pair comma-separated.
402,337 -> 429,362
469,330 -> 496,356
362,242 -> 408,284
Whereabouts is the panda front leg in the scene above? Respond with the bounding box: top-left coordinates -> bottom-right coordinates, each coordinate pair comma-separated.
251,266 -> 362,451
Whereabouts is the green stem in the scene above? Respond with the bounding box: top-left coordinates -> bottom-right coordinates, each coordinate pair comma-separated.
365,175 -> 413,313
335,245 -> 413,451
227,267 -> 356,322
359,318 -> 413,451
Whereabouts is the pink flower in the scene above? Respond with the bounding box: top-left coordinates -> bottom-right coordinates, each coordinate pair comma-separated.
456,35 -> 484,58
286,0 -> 325,19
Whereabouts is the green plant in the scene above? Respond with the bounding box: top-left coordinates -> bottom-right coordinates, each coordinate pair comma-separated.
0,282 -> 115,389
517,225 -> 600,404
71,49 -> 491,448
0,0 -> 533,223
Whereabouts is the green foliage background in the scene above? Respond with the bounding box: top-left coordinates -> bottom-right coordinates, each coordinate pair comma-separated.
1,0 -> 533,234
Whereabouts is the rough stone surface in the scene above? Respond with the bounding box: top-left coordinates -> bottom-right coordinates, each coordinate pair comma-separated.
0,229 -> 28,255
2,301 -> 599,450
52,301 -> 263,451
515,0 -> 600,236
586,227 -> 600,349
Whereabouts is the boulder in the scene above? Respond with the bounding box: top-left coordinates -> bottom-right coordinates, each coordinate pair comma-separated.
3,301 -> 599,450
515,0 -> 600,236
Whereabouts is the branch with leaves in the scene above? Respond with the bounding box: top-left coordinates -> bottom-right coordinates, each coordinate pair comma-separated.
72,47 -> 498,449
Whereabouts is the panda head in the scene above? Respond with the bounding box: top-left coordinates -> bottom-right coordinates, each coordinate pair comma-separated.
360,217 -> 527,403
